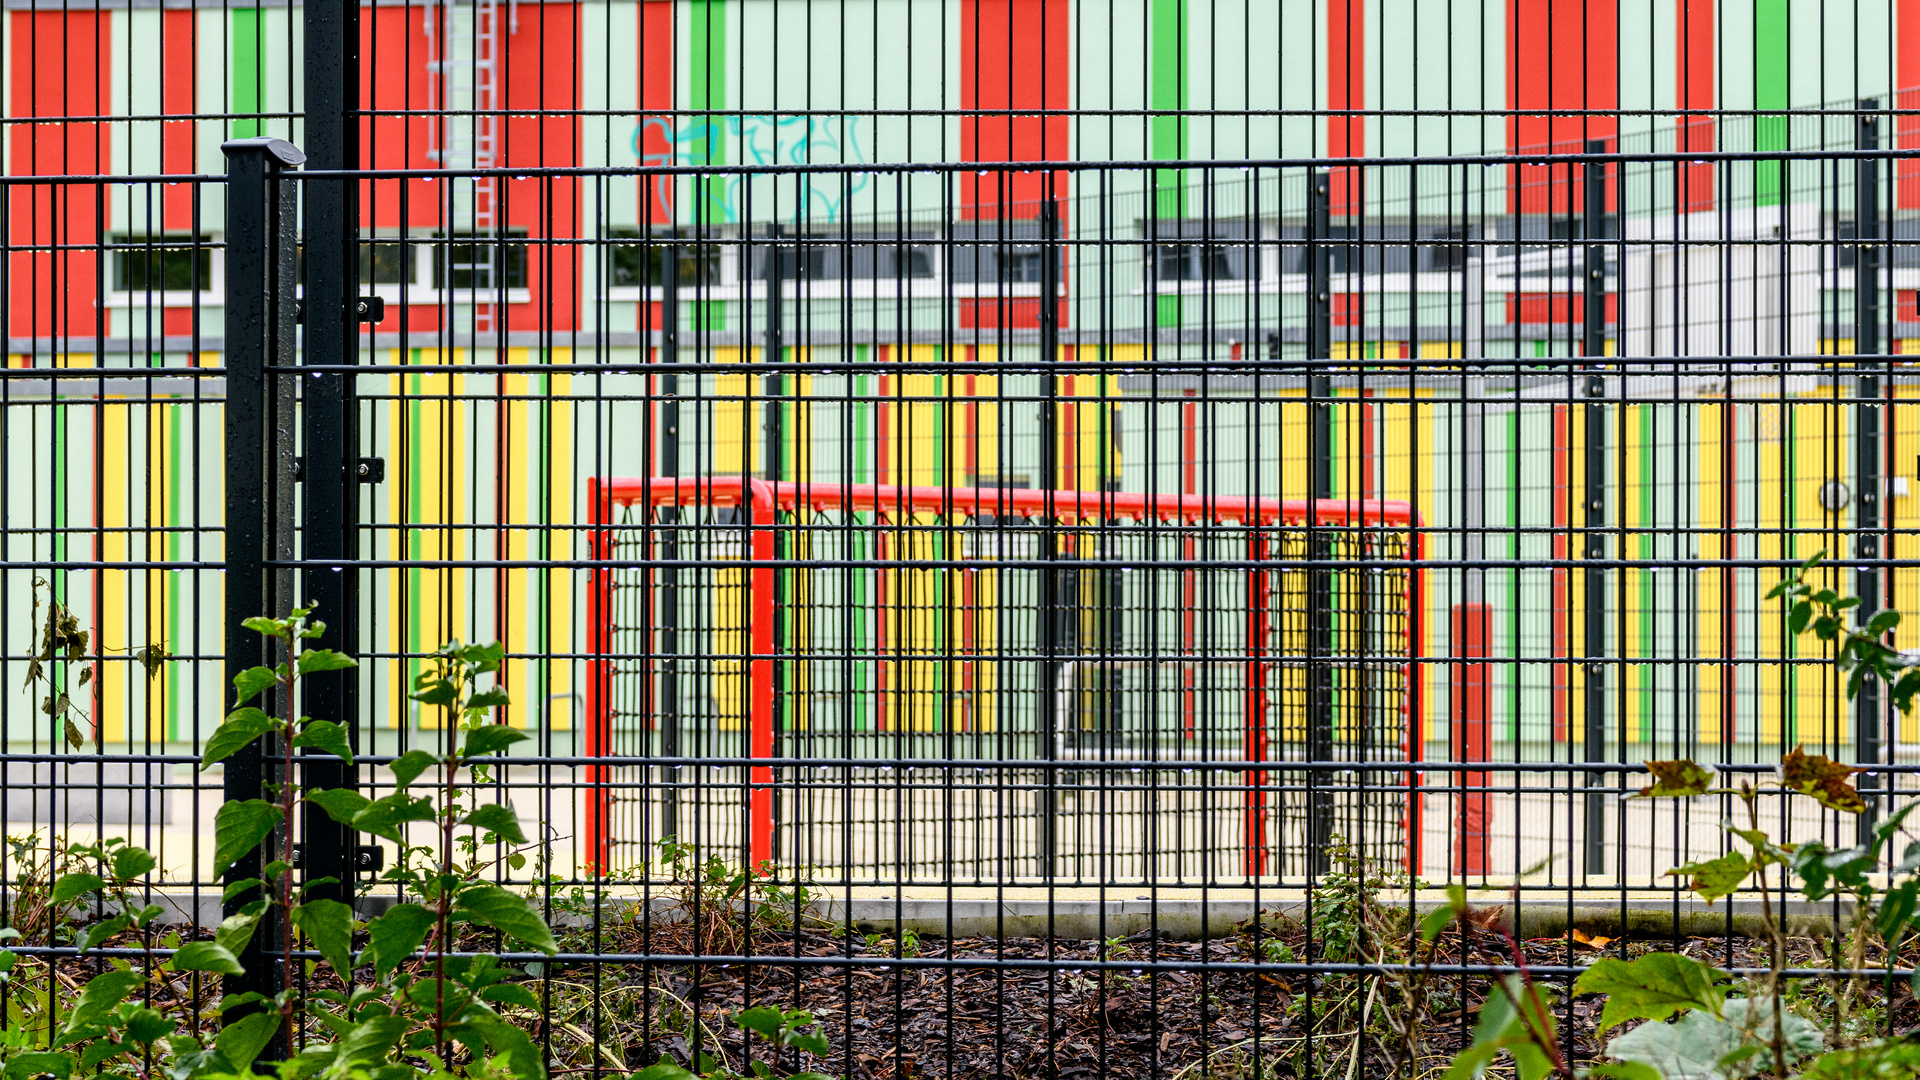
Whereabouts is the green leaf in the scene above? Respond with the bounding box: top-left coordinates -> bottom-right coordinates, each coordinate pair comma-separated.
1789,600 -> 1813,635
410,675 -> 459,707
289,899 -> 355,979
1671,851 -> 1752,904
467,686 -> 512,711
459,725 -> 528,760
200,707 -> 278,770
736,1007 -> 784,1043
363,903 -> 437,980
111,846 -> 157,881
1572,954 -> 1728,1035
1881,878 -> 1920,946
327,1013 -> 407,1073
477,983 -> 540,1010
241,616 -> 284,636
457,1012 -> 542,1079
221,878 -> 264,904
461,804 -> 527,845
455,883 -> 557,955
232,667 -> 281,707
1635,760 -> 1716,798
1444,976 -> 1557,1080
214,910 -> 263,957
389,750 -> 439,790
292,720 -> 353,762
62,969 -> 142,1033
50,873 -> 104,906
79,915 -> 131,953
172,942 -> 244,975
351,794 -> 435,843
296,649 -> 358,675
306,787 -> 371,826
1604,998 -> 1821,1080
123,1008 -> 177,1044
212,799 -> 283,876
5,1052 -> 73,1080
1782,746 -> 1867,813
215,1012 -> 281,1075
788,1029 -> 830,1056
1872,609 -> 1904,637
79,1042 -> 127,1072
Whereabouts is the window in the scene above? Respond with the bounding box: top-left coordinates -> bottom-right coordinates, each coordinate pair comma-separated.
360,241 -> 414,285
112,235 -> 213,294
748,232 -> 938,282
433,231 -> 528,291
1148,220 -> 1254,282
952,222 -> 1050,284
606,227 -> 722,287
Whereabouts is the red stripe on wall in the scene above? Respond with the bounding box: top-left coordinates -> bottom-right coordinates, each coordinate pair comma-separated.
638,0 -> 674,223
1900,0 -> 1920,208
1507,0 -> 1617,213
499,4 -> 582,333
9,12 -> 112,343
1676,0 -> 1714,211
1327,0 -> 1363,212
960,0 -> 1069,219
162,10 -> 198,230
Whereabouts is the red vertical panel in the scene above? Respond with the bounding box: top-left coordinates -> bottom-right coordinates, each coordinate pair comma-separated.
1900,0 -> 1920,207
501,3 -> 582,333
1507,0 -> 1617,213
1451,603 -> 1491,875
1676,0 -> 1714,211
1327,0 -> 1363,212
638,0 -> 675,222
161,10 -> 198,230
9,12 -> 112,344
358,6 -> 443,331
959,0 -> 1069,219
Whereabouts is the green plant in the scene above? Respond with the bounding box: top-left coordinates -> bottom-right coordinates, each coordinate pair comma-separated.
633,1006 -> 837,1080
1437,551 -> 1920,1080
0,610 -> 564,1080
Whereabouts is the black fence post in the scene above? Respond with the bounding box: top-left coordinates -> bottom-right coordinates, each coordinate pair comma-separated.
221,134 -> 304,1036
1582,139 -> 1609,877
1038,196 -> 1062,879
1856,99 -> 1885,843
299,0 -> 363,906
1305,171 -> 1333,877
660,244 -> 681,842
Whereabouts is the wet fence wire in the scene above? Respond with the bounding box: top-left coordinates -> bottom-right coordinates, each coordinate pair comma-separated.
8,0 -> 1920,1075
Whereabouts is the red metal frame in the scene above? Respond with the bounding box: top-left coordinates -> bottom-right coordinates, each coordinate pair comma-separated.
585,476 -> 1426,878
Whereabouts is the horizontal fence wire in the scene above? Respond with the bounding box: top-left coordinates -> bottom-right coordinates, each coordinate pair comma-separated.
10,2 -> 1920,1075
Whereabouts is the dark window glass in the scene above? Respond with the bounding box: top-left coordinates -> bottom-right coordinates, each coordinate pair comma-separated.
607,228 -> 722,286
953,222 -> 1050,284
1149,221 -> 1253,281
751,234 -> 935,281
113,236 -> 212,292
433,232 -> 528,290
360,242 -> 413,285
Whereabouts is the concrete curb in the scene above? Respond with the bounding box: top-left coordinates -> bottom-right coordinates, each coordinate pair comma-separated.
61,891 -> 1857,942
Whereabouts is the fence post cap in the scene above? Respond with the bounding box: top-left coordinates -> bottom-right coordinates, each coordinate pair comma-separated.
220,137 -> 306,168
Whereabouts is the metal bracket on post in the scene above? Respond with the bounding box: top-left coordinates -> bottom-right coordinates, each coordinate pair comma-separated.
1305,171 -> 1334,877
1582,139 -> 1609,877
1857,99 -> 1886,843
220,134 -> 304,1051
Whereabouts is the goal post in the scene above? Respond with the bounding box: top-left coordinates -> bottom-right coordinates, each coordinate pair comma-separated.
585,475 -> 1425,881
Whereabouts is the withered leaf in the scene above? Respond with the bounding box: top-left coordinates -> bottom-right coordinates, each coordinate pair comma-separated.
1635,759 -> 1715,797
1781,745 -> 1866,814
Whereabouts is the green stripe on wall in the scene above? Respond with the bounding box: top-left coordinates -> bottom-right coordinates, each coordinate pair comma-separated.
1754,0 -> 1790,206
1150,0 -> 1186,220
231,9 -> 264,139
690,0 -> 729,221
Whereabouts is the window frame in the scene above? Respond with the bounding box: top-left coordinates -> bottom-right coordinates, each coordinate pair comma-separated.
103,233 -> 222,307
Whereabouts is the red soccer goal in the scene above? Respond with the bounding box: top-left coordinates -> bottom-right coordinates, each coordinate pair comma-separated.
585,476 -> 1425,882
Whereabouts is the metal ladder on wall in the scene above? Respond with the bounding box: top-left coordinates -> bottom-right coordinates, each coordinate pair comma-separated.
425,0 -> 514,334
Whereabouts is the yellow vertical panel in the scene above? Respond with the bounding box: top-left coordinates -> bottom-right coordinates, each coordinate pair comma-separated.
98,402 -> 131,744
546,368 -> 574,730
144,400 -> 172,744
713,367 -> 753,476
1753,403 -> 1787,745
1695,405 -> 1724,745
1892,393 -> 1920,743
500,364 -> 532,730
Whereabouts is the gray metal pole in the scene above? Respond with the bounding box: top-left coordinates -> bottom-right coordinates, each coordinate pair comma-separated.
1582,140 -> 1609,877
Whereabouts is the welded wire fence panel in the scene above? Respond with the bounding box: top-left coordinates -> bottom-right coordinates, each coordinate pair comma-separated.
20,2 -> 1920,1077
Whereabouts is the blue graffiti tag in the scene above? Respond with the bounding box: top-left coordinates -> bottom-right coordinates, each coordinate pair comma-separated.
634,114 -> 870,223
